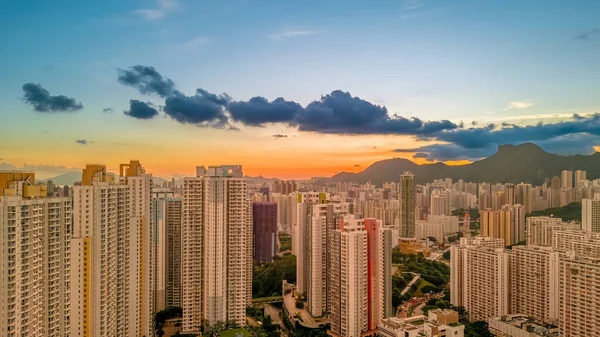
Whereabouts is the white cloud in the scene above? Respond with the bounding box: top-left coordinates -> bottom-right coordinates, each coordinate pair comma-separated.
134,0 -> 180,20
402,0 -> 425,10
181,36 -> 209,48
503,101 -> 534,110
268,30 -> 322,41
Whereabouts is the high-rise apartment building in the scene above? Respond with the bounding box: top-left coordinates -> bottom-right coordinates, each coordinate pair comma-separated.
558,252 -> 600,337
329,216 -> 392,337
153,190 -> 183,310
582,194 -> 600,232
118,160 -> 154,337
561,170 -> 573,189
450,237 -> 509,322
305,202 -> 351,317
293,192 -> 328,293
398,172 -> 415,238
480,205 -> 525,246
552,230 -> 600,258
510,245 -> 560,322
0,172 -> 72,337
575,170 -> 587,187
253,202 -> 278,263
71,164 -> 129,337
526,216 -> 579,246
272,180 -> 297,195
504,184 -> 515,206
181,165 -> 252,331
430,189 -> 450,216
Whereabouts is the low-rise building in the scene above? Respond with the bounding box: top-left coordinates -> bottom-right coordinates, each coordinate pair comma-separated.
488,314 -> 558,337
378,310 -> 464,337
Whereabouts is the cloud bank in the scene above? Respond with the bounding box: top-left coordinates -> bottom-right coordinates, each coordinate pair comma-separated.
116,65 -> 600,160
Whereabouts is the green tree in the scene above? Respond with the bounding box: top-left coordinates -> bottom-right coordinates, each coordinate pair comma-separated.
253,254 -> 296,298
465,321 -> 493,337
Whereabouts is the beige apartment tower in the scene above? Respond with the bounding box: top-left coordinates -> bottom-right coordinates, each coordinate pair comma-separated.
0,173 -> 72,337
153,191 -> 183,310
450,237 -> 509,322
71,165 -> 130,337
398,172 -> 415,238
329,216 -> 392,337
181,165 -> 252,331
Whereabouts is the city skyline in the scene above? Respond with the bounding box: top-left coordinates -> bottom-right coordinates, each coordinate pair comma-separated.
2,0 -> 600,179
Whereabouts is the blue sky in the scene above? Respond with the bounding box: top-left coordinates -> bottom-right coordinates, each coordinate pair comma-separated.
1,0 -> 600,178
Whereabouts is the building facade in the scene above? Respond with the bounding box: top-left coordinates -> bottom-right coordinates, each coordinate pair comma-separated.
329,216 -> 392,337
398,172 -> 415,238
0,173 -> 72,337
181,165 -> 252,331
252,202 -> 278,263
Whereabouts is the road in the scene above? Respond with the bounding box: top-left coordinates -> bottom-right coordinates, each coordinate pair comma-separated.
264,303 -> 283,327
401,274 -> 421,296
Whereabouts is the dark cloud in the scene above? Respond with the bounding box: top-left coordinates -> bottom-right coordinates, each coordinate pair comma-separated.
353,164 -> 361,167
163,89 -> 230,127
22,83 -> 83,112
76,139 -> 89,145
114,66 -> 600,159
228,97 -> 302,126
395,144 -> 497,161
396,130 -> 600,161
272,134 -> 288,138
427,114 -> 600,149
124,100 -> 159,119
102,108 -> 114,113
296,90 -> 458,135
118,65 -> 179,98
575,28 -> 600,40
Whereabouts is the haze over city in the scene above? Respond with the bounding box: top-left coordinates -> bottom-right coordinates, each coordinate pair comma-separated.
2,0 -> 600,179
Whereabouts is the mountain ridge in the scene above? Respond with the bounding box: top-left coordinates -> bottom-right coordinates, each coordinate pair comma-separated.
327,143 -> 600,186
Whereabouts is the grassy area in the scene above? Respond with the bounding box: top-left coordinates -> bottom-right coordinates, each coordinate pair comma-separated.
219,328 -> 252,337
414,279 -> 435,297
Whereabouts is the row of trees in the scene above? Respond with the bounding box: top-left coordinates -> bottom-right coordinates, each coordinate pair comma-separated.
252,253 -> 297,298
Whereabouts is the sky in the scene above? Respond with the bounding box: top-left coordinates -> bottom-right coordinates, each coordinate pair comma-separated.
1,0 -> 600,179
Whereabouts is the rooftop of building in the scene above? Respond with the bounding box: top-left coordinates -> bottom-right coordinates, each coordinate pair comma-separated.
490,315 -> 558,337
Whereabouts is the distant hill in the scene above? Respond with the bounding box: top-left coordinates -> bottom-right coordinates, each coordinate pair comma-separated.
327,143 -> 600,186
41,172 -> 170,186
527,202 -> 582,222
39,172 -> 82,185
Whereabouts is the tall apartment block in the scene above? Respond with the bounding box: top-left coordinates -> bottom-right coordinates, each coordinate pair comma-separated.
272,180 -> 297,194
181,165 -> 252,331
71,164 -> 128,337
305,202 -> 351,317
252,202 -> 278,263
398,172 -> 415,238
118,160 -> 154,337
293,192 -> 328,294
0,172 -> 72,337
574,170 -> 587,187
561,170 -> 573,189
450,237 -> 509,322
582,194 -> 600,232
558,252 -> 600,337
153,190 -> 183,310
510,245 -> 560,323
526,216 -> 580,246
328,216 -> 392,337
480,205 -> 525,246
